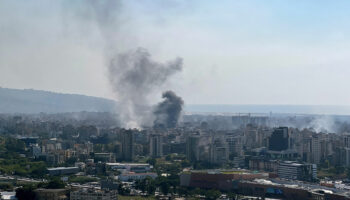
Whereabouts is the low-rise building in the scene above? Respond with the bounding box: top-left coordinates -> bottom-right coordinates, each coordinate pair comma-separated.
94,153 -> 115,163
48,167 -> 79,176
70,189 -> 117,200
0,192 -> 17,200
106,163 -> 151,173
180,169 -> 269,190
101,180 -> 119,191
118,172 -> 157,181
277,161 -> 317,181
34,188 -> 68,200
249,158 -> 279,172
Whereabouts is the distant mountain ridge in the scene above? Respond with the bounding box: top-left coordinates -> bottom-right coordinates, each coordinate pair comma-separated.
2,87 -> 350,115
0,87 -> 116,113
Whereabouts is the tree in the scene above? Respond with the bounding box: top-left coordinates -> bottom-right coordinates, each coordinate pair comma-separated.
147,158 -> 156,166
146,182 -> 156,195
118,184 -> 130,195
16,185 -> 36,200
192,187 -> 202,196
135,177 -> 156,195
228,192 -> 241,200
30,162 -> 47,177
181,160 -> 191,168
205,189 -> 221,200
5,137 -> 25,153
135,180 -> 146,193
160,181 -> 170,195
177,186 -> 189,197
0,183 -> 13,191
165,155 -> 172,161
144,177 -> 156,195
45,178 -> 66,189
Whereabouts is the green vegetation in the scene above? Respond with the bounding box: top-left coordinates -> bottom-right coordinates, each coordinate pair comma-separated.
45,178 -> 66,189
0,182 -> 13,191
37,177 -> 66,189
205,189 -> 221,200
15,184 -> 37,200
318,166 -> 350,179
0,159 -> 46,177
14,179 -> 65,200
0,136 -> 47,178
135,177 -> 156,195
3,137 -> 25,153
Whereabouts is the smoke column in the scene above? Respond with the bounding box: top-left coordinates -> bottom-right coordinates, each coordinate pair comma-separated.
108,48 -> 183,128
78,0 -> 184,128
154,90 -> 184,128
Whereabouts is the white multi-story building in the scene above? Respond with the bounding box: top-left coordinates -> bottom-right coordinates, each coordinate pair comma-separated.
106,163 -> 151,173
278,161 -> 317,181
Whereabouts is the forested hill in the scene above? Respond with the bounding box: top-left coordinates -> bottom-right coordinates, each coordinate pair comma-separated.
0,87 -> 116,113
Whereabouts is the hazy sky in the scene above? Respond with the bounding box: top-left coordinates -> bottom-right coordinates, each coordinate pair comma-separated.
1,0 -> 350,105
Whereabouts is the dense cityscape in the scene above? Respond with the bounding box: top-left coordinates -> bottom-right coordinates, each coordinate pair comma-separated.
2,0 -> 350,200
0,112 -> 350,199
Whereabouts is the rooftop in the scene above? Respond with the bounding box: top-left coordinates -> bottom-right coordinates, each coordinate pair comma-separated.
106,163 -> 150,166
47,167 -> 78,171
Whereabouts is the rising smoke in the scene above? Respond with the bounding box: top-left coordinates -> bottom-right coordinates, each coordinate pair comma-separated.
153,91 -> 184,128
108,48 -> 183,128
75,0 -> 185,128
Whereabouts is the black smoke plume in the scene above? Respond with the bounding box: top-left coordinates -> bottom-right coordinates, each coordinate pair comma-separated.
154,91 -> 184,128
108,48 -> 183,128
66,0 -> 185,128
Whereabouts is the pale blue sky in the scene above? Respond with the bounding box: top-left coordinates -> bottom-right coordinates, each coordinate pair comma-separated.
1,0 -> 350,105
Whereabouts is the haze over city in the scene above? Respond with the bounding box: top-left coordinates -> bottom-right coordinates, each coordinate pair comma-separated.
3,1 -> 350,200
1,0 -> 350,105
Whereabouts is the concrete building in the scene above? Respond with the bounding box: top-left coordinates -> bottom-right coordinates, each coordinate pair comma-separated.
311,135 -> 322,164
149,134 -> 163,157
231,114 -> 269,128
344,148 -> 350,168
277,161 -> 317,181
101,180 -> 119,191
47,167 -> 79,176
106,163 -> 151,173
34,189 -> 68,200
121,130 -> 134,161
342,134 -> 350,167
70,189 -> 117,200
0,192 -> 16,200
31,144 -> 42,158
210,138 -> 229,164
94,153 -> 115,163
226,135 -> 243,157
186,135 -> 200,162
268,127 -> 289,151
180,169 -> 269,190
118,172 -> 158,181
244,125 -> 259,149
249,158 -> 279,173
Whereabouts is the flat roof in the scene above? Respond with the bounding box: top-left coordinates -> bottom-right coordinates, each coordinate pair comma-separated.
106,163 -> 150,166
47,167 -> 79,171
120,172 -> 157,176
